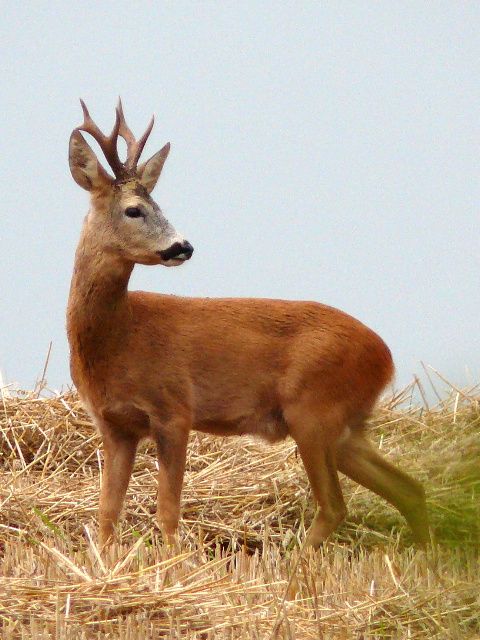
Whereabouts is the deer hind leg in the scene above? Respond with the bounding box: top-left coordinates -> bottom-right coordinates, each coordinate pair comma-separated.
336,430 -> 429,545
286,405 -> 348,546
298,439 -> 348,546
98,427 -> 140,548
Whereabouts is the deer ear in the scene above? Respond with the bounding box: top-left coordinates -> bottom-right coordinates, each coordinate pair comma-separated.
137,142 -> 170,194
69,130 -> 112,191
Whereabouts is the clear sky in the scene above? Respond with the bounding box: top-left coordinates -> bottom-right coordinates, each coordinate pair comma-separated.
1,2 -> 479,399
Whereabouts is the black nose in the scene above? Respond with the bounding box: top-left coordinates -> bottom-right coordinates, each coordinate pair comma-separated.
159,240 -> 194,262
180,240 -> 194,259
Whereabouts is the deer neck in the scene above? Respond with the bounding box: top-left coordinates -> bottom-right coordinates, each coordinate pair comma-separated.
67,220 -> 134,382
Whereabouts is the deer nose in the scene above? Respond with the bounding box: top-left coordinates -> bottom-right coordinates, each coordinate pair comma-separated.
159,240 -> 194,262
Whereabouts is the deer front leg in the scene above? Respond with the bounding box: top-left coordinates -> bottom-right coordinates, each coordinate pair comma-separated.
153,422 -> 190,542
98,427 -> 139,547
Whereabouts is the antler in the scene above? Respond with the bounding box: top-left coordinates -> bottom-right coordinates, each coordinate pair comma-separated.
77,99 -> 154,178
116,99 -> 155,172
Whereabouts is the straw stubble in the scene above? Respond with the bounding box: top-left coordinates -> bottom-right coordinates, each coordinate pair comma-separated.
0,384 -> 478,639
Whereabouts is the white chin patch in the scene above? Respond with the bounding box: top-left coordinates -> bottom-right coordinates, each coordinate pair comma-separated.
162,257 -> 185,267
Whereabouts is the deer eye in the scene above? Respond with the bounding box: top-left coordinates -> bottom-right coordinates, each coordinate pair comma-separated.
125,207 -> 144,218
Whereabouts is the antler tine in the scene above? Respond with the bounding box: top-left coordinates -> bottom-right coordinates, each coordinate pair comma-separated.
131,114 -> 155,170
116,98 -> 155,171
116,98 -> 136,161
77,99 -> 125,178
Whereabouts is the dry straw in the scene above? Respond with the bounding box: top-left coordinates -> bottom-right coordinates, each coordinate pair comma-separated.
0,376 -> 478,639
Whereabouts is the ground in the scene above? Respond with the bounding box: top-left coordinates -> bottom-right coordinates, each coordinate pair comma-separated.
0,382 -> 478,639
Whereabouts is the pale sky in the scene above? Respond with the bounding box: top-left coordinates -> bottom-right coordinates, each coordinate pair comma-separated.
1,2 -> 479,399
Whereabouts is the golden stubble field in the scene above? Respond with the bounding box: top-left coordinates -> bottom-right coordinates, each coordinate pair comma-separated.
0,381 -> 479,639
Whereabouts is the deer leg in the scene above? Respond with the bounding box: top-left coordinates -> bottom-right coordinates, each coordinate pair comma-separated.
337,432 -> 429,545
294,433 -> 348,547
153,423 -> 189,542
98,428 -> 139,547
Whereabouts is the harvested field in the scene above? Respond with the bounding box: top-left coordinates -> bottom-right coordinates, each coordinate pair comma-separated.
0,381 -> 479,639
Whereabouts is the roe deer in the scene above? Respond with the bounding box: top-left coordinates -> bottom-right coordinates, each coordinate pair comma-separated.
67,100 -> 429,548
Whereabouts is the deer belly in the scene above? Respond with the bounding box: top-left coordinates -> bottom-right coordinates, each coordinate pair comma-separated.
194,404 -> 289,443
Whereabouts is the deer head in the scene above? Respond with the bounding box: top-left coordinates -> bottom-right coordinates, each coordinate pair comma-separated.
68,99 -> 193,266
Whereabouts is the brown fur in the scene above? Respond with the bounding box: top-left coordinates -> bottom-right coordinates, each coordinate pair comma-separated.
67,102 -> 429,548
